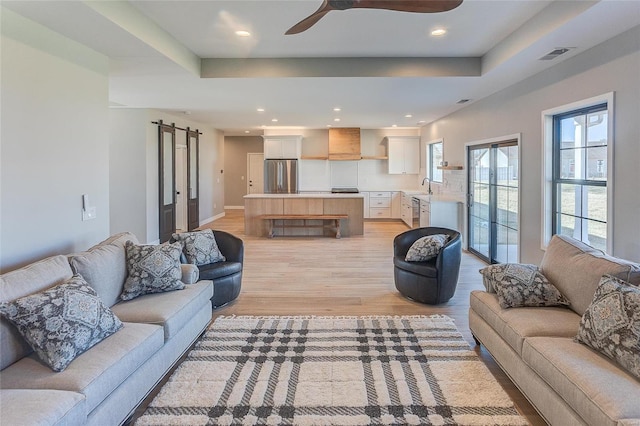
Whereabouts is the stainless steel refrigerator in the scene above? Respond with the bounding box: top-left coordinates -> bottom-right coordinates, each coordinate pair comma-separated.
264,159 -> 298,193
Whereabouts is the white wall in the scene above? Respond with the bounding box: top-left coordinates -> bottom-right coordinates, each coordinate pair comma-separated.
420,25 -> 640,263
1,8 -> 110,271
109,109 -> 224,243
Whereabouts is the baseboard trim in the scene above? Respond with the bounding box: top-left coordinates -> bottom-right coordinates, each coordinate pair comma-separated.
224,206 -> 245,210
199,212 -> 225,227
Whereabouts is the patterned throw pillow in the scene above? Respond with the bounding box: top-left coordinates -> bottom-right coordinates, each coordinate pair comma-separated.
405,234 -> 449,262
480,263 -> 570,309
171,229 -> 225,266
576,275 -> 640,380
0,275 -> 123,372
121,241 -> 185,301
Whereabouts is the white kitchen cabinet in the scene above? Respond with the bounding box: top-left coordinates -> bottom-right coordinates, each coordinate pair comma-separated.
391,191 -> 402,218
419,200 -> 430,227
263,136 -> 302,159
387,136 -> 420,174
400,192 -> 413,227
417,197 -> 463,231
368,191 -> 392,218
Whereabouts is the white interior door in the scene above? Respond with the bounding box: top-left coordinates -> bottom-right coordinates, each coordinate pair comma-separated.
175,145 -> 188,231
247,153 -> 264,194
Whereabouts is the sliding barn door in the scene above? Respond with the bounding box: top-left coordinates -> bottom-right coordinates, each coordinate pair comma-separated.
159,121 -> 176,243
187,128 -> 199,231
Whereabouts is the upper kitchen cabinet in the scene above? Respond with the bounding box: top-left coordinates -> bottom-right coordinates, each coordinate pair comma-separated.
263,136 -> 302,159
387,136 -> 420,174
328,128 -> 361,160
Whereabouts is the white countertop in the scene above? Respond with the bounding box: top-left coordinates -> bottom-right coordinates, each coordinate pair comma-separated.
244,193 -> 364,199
411,194 -> 463,203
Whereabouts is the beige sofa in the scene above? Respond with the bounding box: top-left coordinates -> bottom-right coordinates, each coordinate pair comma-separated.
470,235 -> 640,426
0,232 -> 213,426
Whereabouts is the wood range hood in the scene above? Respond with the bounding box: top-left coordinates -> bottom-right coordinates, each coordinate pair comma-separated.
328,127 -> 361,160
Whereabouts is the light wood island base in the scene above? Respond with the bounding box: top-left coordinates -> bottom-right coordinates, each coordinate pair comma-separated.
244,194 -> 364,238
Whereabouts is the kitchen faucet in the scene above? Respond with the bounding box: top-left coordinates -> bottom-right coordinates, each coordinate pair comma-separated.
421,177 -> 433,195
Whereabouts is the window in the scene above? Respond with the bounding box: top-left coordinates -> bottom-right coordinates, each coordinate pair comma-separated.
549,101 -> 610,252
427,140 -> 443,183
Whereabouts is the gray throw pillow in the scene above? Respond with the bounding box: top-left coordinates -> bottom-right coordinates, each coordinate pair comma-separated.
171,229 -> 225,266
0,274 -> 123,372
576,274 -> 640,380
121,241 -> 185,301
405,234 -> 449,262
480,263 -> 570,309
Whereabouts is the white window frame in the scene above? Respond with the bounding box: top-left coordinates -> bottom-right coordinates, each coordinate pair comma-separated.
426,139 -> 444,183
541,92 -> 615,253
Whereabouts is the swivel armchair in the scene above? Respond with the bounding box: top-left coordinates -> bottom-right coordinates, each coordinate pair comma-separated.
393,227 -> 462,305
172,230 -> 244,308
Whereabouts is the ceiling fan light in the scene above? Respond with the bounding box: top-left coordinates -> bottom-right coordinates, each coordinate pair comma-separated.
431,28 -> 447,37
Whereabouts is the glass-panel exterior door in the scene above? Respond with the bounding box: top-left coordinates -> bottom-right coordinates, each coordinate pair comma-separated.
468,146 -> 491,261
468,141 -> 519,263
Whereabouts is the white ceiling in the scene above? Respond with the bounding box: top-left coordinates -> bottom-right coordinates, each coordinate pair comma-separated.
4,0 -> 640,135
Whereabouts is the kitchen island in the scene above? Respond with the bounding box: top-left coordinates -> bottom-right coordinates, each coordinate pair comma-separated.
244,193 -> 364,237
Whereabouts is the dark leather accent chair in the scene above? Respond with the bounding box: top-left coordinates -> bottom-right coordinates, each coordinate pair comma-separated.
393,227 -> 462,305
172,230 -> 244,308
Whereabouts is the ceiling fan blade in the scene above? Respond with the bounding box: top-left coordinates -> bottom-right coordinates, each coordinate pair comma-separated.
285,0 -> 462,35
285,0 -> 334,35
350,0 -> 463,13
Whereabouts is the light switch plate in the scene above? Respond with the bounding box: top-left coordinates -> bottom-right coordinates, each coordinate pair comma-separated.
82,206 -> 97,221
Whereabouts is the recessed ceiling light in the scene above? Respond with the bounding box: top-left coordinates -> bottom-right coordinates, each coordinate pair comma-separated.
431,28 -> 447,37
392,124 -> 398,128
418,120 -> 426,124
261,125 -> 267,128
235,30 -> 251,37
334,118 -> 341,122
333,107 -> 341,112
257,108 -> 265,112
244,130 -> 250,134
405,114 -> 413,118
326,124 -> 332,127
271,118 -> 278,122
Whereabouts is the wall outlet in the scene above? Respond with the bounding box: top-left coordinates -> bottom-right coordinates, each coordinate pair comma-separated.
82,206 -> 97,221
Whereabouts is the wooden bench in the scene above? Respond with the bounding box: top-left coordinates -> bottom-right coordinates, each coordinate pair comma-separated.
259,214 -> 349,238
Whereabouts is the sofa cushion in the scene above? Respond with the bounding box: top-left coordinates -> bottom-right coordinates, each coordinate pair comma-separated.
171,229 -> 225,266
0,322 -> 163,414
480,263 -> 569,308
0,255 -> 73,370
111,281 -> 213,341
540,235 -> 640,315
576,275 -> 640,380
0,389 -> 86,426
121,241 -> 185,301
522,336 -> 640,426
198,261 -> 243,280
469,290 -> 580,356
69,232 -> 138,307
404,234 -> 448,262
0,274 -> 123,372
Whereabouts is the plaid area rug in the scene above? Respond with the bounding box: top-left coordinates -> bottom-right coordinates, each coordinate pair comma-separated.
135,315 -> 527,425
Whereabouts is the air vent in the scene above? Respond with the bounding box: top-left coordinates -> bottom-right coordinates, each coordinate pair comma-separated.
456,99 -> 471,104
539,48 -> 572,60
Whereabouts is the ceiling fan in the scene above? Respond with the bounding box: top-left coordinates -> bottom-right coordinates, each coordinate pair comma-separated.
285,0 -> 463,35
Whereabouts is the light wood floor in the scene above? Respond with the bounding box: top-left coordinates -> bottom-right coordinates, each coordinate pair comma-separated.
201,210 -> 546,425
